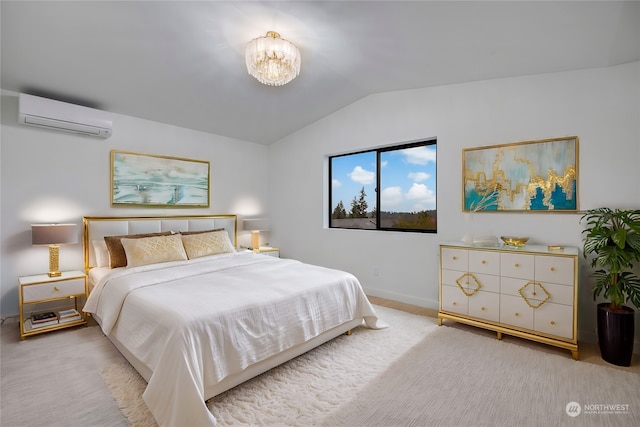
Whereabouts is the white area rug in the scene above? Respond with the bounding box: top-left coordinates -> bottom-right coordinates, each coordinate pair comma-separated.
100,305 -> 438,426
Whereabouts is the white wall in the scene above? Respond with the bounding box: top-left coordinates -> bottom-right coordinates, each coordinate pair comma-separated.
268,62 -> 640,345
0,91 -> 269,316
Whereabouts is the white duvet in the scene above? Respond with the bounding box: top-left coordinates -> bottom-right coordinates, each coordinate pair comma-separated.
84,251 -> 384,426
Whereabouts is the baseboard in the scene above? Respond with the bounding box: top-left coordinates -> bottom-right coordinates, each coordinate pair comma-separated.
363,287 -> 438,311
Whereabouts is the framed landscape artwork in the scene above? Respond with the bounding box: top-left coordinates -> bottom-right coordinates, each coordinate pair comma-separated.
111,150 -> 210,207
463,137 -> 578,212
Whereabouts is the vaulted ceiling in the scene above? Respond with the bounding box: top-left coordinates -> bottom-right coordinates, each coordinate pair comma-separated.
2,1 -> 639,144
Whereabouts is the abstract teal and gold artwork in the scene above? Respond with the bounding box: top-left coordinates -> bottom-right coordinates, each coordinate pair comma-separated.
111,150 -> 210,207
463,137 -> 578,212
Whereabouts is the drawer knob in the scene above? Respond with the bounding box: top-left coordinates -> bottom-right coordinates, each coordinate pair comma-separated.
514,313 -> 519,317
452,256 -> 457,260
452,302 -> 457,306
482,260 -> 487,264
53,286 -> 60,292
550,267 -> 556,272
514,263 -> 520,268
481,307 -> 486,311
550,321 -> 556,326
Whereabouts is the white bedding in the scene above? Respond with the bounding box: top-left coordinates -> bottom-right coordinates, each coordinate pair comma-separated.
84,251 -> 384,426
87,266 -> 111,292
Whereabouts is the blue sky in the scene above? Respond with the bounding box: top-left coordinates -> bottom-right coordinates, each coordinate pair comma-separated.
331,145 -> 437,213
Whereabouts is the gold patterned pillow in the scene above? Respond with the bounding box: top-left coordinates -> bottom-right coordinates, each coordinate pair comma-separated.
104,231 -> 172,268
180,229 -> 235,259
121,234 -> 188,268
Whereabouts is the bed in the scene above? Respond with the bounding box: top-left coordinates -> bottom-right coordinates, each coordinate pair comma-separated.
82,215 -> 384,426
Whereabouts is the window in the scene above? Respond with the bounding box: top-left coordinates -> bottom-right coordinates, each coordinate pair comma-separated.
329,139 -> 437,232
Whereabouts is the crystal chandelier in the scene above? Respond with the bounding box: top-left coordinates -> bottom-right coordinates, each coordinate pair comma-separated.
245,31 -> 301,86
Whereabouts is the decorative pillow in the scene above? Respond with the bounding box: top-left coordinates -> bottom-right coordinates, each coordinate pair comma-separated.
180,229 -> 235,259
179,228 -> 225,236
104,231 -> 172,268
121,234 -> 188,268
92,240 -> 110,268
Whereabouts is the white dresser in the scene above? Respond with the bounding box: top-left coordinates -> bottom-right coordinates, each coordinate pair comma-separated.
439,242 -> 578,359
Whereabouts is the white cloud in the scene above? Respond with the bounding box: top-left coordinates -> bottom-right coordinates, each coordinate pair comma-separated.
348,166 -> 375,185
406,183 -> 429,200
381,186 -> 403,207
332,179 -> 342,188
402,146 -> 436,165
408,172 -> 430,182
380,160 -> 388,168
406,183 -> 436,209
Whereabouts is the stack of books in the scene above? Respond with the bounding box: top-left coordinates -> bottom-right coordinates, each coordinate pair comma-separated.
30,311 -> 58,328
29,309 -> 82,330
57,308 -> 82,323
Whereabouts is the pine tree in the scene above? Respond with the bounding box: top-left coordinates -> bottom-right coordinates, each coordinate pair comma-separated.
349,187 -> 369,218
332,201 -> 347,219
357,187 -> 368,217
350,196 -> 360,218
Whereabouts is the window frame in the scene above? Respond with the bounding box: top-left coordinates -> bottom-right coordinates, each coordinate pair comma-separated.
329,138 -> 437,233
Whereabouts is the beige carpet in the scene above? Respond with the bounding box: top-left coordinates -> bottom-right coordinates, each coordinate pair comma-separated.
323,325 -> 640,427
0,321 -> 128,427
100,305 -> 438,426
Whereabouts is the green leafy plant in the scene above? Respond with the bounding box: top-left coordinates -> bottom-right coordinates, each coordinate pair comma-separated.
581,208 -> 640,311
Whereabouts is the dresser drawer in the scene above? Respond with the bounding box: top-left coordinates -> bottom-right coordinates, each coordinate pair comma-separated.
468,291 -> 500,322
474,272 -> 500,293
441,285 -> 468,315
534,302 -> 574,339
22,278 -> 85,303
500,294 -> 534,330
441,269 -> 467,288
519,281 -> 574,307
441,247 -> 468,271
469,250 -> 500,275
534,255 -> 574,286
500,276 -> 529,297
500,253 -> 535,279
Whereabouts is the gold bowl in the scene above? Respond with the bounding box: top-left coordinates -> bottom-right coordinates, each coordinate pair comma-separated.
501,236 -> 529,247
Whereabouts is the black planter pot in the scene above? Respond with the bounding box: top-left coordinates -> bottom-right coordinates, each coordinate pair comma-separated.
597,303 -> 635,367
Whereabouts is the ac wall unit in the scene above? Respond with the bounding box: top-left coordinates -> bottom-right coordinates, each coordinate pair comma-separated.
18,93 -> 113,138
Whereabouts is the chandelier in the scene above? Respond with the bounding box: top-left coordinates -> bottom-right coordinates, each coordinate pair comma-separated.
245,31 -> 301,86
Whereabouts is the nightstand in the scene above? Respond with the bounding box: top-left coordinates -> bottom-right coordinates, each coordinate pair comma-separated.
19,270 -> 88,340
253,247 -> 280,257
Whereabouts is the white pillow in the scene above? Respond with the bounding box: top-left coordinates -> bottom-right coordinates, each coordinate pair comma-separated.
92,240 -> 110,268
180,229 -> 235,259
121,234 -> 188,268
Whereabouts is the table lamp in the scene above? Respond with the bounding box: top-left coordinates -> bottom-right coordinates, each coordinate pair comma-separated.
31,224 -> 78,277
243,218 -> 269,250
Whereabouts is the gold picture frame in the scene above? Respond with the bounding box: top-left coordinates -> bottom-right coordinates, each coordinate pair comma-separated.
111,150 -> 210,207
463,136 -> 578,212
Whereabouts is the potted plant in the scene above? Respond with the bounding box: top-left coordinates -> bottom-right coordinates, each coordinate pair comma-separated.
581,208 -> 640,366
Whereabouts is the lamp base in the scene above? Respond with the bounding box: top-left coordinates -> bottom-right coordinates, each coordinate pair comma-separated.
48,245 -> 61,277
251,231 -> 260,250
